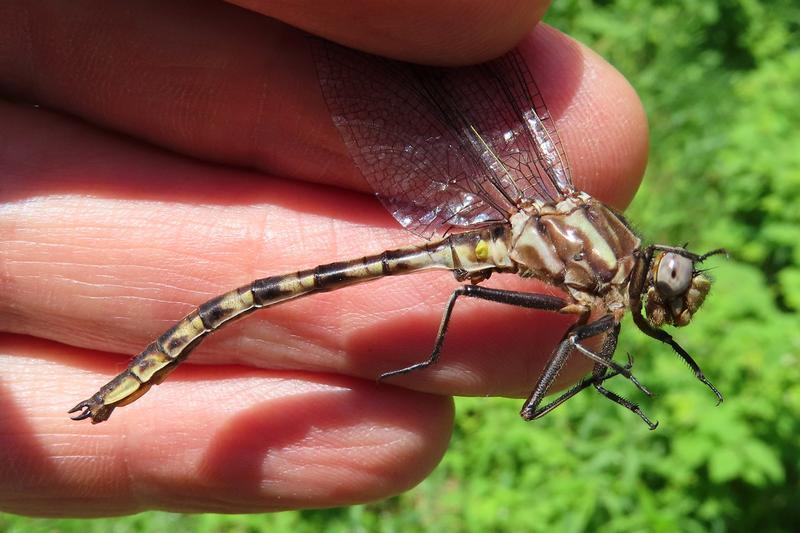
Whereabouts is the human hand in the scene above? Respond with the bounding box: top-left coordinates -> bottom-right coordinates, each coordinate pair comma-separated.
0,0 -> 647,516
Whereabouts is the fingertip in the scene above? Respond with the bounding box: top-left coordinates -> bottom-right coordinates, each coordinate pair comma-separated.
232,0 -> 550,65
521,25 -> 649,209
0,337 -> 455,515
563,44 -> 649,209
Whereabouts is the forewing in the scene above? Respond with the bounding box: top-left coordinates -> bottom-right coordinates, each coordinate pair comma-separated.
313,39 -> 573,239
459,51 -> 574,203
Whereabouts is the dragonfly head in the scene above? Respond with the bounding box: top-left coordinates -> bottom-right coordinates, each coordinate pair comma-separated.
644,247 -> 725,328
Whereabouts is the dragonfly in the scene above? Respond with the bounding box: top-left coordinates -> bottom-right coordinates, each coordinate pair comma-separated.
70,38 -> 725,429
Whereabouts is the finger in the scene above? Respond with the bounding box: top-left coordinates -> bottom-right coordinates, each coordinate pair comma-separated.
0,334 -> 453,516
228,0 -> 550,64
0,2 -> 647,206
1,101 -> 582,398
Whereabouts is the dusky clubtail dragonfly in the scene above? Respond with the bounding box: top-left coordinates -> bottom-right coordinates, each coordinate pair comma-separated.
70,38 -> 725,429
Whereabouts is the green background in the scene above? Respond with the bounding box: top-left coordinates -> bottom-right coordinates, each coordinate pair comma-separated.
4,0 -> 799,531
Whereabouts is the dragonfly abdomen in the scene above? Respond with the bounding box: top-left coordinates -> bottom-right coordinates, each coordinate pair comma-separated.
70,228 -> 508,423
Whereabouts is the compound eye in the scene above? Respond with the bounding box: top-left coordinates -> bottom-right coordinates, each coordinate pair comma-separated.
655,252 -> 693,298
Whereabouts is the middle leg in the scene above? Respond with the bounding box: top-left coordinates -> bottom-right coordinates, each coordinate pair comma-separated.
379,285 -> 567,381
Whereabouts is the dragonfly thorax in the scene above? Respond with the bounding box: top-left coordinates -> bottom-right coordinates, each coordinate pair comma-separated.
507,194 -> 641,305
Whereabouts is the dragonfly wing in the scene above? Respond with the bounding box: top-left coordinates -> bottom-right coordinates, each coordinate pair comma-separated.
460,50 -> 574,202
313,39 -> 573,239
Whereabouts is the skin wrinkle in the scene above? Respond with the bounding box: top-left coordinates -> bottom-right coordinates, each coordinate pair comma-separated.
274,426 -> 416,495
10,269 -> 209,306
4,200 -> 336,318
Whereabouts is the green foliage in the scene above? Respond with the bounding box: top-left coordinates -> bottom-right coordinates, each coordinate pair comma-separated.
4,1 -> 798,531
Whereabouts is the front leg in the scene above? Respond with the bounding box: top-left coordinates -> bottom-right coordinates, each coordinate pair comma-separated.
525,352 -> 634,421
520,318 -> 657,429
379,285 -> 567,381
519,316 -> 614,421
632,307 -> 723,404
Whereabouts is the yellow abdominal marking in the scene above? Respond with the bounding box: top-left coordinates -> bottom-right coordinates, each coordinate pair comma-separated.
475,240 -> 490,261
103,376 -> 142,405
130,350 -> 171,382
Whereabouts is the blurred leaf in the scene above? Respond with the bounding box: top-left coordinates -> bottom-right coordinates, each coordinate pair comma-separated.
709,448 -> 744,483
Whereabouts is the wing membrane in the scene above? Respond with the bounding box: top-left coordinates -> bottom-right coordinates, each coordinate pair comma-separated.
313,39 -> 573,239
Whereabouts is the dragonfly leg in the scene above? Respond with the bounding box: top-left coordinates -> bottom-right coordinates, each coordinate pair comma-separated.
520,316 -> 615,420
519,317 -> 644,410
632,311 -> 723,404
662,335 -> 723,404
521,317 -> 658,428
593,382 -> 658,430
571,338 -> 653,396
577,328 -> 658,431
378,285 -> 567,381
522,351 -> 634,421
